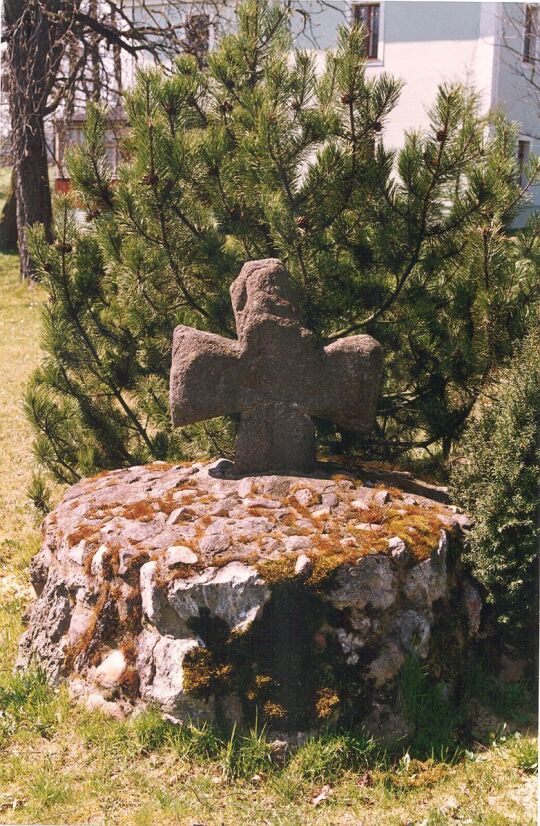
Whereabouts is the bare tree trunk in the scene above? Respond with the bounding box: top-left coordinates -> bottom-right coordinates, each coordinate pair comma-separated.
0,170 -> 18,251
89,0 -> 101,102
111,7 -> 123,109
5,0 -> 64,279
13,109 -> 53,278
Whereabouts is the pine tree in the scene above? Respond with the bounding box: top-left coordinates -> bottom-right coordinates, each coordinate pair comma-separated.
451,326 -> 540,658
26,0 -> 540,484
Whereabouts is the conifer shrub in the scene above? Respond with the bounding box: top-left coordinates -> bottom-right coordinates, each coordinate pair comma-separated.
451,329 -> 540,658
26,0 -> 539,483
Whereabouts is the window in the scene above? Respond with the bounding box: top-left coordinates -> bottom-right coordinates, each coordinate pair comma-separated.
517,139 -> 530,186
523,4 -> 538,63
353,3 -> 380,60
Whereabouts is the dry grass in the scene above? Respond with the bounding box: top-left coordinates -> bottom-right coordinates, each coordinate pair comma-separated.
0,245 -> 44,684
0,235 -> 536,825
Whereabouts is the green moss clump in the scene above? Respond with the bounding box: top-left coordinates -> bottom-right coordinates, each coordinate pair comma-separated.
255,555 -> 296,583
183,647 -> 235,696
316,687 -> 340,720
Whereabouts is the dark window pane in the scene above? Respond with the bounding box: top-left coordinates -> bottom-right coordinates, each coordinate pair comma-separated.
353,4 -> 380,59
524,4 -> 538,63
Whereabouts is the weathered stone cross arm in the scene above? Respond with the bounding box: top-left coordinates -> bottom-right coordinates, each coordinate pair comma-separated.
170,259 -> 383,474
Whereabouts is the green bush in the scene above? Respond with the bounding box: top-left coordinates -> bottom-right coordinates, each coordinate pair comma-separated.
26,0 -> 539,483
451,328 -> 540,657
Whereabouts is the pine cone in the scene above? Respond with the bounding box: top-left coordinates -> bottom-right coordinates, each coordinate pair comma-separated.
341,93 -> 355,105
220,100 -> 233,114
373,121 -> 382,132
291,101 -> 301,112
54,241 -> 73,254
142,173 -> 159,187
295,215 -> 309,230
436,129 -> 447,142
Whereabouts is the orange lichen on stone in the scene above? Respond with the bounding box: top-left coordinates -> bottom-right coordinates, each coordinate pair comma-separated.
155,491 -> 182,515
121,550 -> 150,576
286,497 -> 316,521
167,563 -> 203,582
330,472 -> 356,483
354,505 -> 387,524
119,666 -> 140,697
120,499 -> 156,522
84,502 -> 122,521
87,470 -> 112,482
102,542 -> 121,580
118,589 -> 143,635
385,485 -> 404,500
197,494 -> 214,504
146,461 -> 176,472
283,525 -> 312,537
64,582 -> 110,669
67,523 -> 101,548
248,506 -> 278,518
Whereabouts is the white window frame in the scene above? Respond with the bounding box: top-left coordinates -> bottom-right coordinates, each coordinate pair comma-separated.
517,137 -> 531,187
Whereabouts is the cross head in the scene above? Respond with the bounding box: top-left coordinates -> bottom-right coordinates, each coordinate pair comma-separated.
170,259 -> 383,474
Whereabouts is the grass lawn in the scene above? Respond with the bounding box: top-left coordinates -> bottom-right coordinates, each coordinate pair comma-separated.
0,237 -> 537,824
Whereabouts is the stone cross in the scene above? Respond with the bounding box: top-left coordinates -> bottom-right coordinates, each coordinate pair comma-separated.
170,259 -> 383,474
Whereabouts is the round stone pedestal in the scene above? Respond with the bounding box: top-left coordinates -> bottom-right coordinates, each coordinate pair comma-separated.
18,460 -> 481,736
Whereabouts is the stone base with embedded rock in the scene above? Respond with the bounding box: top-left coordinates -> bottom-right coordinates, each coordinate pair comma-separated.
18,459 -> 480,740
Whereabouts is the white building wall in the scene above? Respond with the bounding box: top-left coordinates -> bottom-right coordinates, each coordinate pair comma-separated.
494,2 -> 540,218
297,1 -> 539,213
362,2 -> 493,146
128,1 -> 539,211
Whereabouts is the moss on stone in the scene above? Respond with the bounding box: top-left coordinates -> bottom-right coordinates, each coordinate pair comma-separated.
44,460 -> 463,728
315,687 -> 340,719
183,647 -> 235,696
384,507 -> 444,561
262,700 -> 287,720
178,578 -> 362,731
256,555 -> 296,583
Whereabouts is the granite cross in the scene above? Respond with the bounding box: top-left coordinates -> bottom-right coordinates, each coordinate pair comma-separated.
170,258 -> 383,474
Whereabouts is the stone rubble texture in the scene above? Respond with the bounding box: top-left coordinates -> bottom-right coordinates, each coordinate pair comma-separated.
170,259 -> 383,473
18,459 -> 481,735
